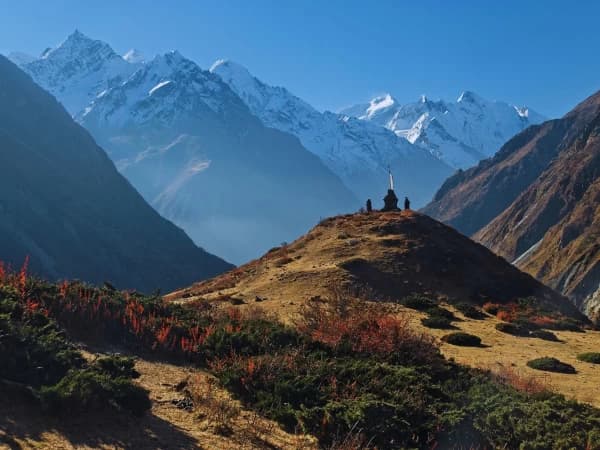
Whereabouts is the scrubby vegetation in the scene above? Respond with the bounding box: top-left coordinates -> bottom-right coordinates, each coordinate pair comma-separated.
495,322 -> 530,337
577,352 -> 600,364
484,297 -> 585,332
527,357 -> 577,374
421,315 -> 454,329
442,332 -> 482,347
530,329 -> 560,342
455,302 -> 486,319
0,267 -> 150,416
1,265 -> 599,449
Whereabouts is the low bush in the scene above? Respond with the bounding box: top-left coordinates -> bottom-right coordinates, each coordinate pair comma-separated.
455,302 -> 486,319
442,332 -> 482,347
530,329 -> 560,342
39,365 -> 151,416
0,286 -> 150,416
527,357 -> 576,374
421,316 -> 454,329
400,294 -> 436,311
495,322 -> 530,337
577,352 -> 600,364
425,306 -> 456,320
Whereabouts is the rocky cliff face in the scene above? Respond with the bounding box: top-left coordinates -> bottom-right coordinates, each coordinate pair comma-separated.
424,90 -> 600,318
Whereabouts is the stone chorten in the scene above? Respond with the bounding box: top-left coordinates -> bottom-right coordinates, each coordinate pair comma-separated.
382,168 -> 399,211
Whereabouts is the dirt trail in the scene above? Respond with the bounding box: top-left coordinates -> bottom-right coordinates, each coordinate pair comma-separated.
0,351 -> 316,450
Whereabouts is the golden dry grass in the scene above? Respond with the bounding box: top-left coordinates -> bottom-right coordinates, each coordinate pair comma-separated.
0,353 -> 316,450
168,211 -> 600,409
403,304 -> 600,408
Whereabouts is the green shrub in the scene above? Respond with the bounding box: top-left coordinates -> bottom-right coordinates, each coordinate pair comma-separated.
421,316 -> 454,329
442,332 -> 482,347
577,352 -> 600,364
39,368 -> 151,416
94,356 -> 140,379
0,289 -> 150,417
543,318 -> 583,332
530,329 -> 560,342
455,302 -> 486,319
527,357 -> 576,374
400,294 -> 436,311
495,322 -> 530,337
425,306 -> 456,320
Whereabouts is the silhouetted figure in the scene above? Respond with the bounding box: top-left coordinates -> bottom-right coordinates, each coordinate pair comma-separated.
366,199 -> 372,213
404,196 -> 411,210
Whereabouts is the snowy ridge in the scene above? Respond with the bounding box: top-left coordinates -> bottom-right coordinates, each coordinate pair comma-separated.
341,90 -> 545,169
21,30 -> 140,115
79,51 -> 243,128
210,59 -> 452,204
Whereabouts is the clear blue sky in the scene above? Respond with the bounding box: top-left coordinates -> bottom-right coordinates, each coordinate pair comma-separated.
2,0 -> 599,117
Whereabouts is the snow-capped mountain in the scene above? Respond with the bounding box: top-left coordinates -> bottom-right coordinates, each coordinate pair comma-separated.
16,31 -> 357,264
210,60 -> 453,206
23,30 -> 139,114
341,92 -> 545,169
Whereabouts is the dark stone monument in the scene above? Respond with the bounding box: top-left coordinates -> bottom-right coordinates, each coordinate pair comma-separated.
382,168 -> 400,211
366,199 -> 373,212
404,196 -> 411,210
382,189 -> 399,211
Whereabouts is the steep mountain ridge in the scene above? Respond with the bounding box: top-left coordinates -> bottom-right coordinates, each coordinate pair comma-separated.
424,90 -> 600,318
210,60 -> 453,207
342,91 -> 545,169
0,54 -> 232,291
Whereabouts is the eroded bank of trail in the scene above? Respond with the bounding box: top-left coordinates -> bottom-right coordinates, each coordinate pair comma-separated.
0,347 -> 316,450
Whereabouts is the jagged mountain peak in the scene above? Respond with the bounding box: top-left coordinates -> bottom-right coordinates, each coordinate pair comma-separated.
22,31 -> 140,115
456,90 -> 483,104
80,50 -> 243,127
42,29 -> 117,62
344,90 -> 545,169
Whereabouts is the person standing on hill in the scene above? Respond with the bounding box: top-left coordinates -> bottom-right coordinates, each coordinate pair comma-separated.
404,196 -> 411,210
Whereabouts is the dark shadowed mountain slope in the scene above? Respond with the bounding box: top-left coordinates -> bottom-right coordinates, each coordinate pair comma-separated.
423,90 -> 600,317
0,55 -> 232,292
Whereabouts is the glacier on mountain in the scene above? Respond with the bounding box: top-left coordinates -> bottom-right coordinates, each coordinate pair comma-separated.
341,91 -> 545,169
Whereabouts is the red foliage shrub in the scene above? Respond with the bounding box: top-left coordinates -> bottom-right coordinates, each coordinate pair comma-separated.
299,292 -> 438,364
496,310 -> 515,322
492,366 -> 551,395
530,315 -> 558,328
